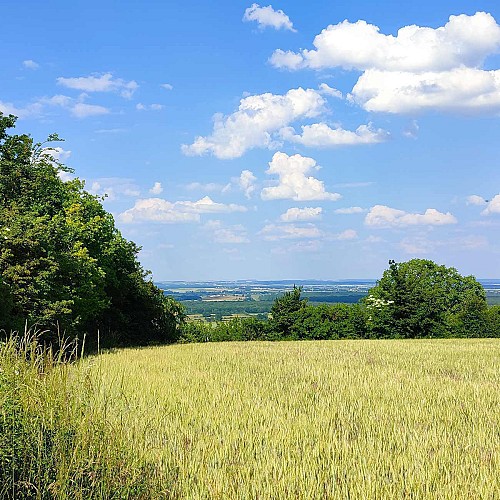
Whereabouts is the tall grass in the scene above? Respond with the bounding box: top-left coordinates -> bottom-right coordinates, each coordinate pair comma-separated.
0,331 -> 170,499
91,339 -> 499,499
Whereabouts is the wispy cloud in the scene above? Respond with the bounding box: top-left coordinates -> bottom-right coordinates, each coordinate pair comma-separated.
57,73 -> 138,99
23,59 -> 39,70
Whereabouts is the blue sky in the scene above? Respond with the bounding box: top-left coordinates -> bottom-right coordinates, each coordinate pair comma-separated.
2,1 -> 500,280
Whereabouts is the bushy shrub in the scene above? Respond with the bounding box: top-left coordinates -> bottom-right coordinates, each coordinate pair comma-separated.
486,305 -> 500,338
179,317 -> 271,343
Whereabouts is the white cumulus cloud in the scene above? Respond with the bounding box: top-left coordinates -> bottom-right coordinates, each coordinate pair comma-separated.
261,152 -> 341,201
481,194 -> 500,215
365,205 -> 457,227
466,194 -> 487,206
182,87 -> 325,159
238,170 -> 257,198
350,67 -> 500,114
149,182 -> 163,195
41,146 -> 72,162
119,196 -> 247,224
280,122 -> 388,147
175,196 -> 247,214
270,13 -> 500,72
280,207 -> 322,222
270,12 -> 500,115
119,199 -> 200,223
243,3 -> 296,32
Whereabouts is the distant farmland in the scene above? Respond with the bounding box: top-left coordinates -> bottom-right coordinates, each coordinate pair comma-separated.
156,279 -> 500,321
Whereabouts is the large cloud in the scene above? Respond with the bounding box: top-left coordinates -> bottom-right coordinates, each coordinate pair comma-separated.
182,87 -> 325,159
270,12 -> 500,114
365,205 -> 457,227
270,13 -> 500,72
119,196 -> 247,223
350,67 -> 500,114
261,152 -> 341,201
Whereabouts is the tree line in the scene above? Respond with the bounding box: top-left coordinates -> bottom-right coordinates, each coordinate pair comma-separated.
0,114 -> 183,348
179,264 -> 500,343
1,113 -> 498,347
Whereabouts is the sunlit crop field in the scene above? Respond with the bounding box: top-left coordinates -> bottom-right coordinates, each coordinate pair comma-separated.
87,340 -> 499,499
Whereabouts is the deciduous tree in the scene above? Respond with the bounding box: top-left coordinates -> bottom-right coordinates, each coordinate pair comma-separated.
364,259 -> 487,338
0,113 -> 184,346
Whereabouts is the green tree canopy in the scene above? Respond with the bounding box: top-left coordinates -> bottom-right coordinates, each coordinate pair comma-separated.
364,259 -> 487,338
269,286 -> 308,338
0,113 -> 184,346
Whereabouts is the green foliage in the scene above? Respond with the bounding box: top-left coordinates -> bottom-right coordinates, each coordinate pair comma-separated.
486,305 -> 500,338
180,263 -> 499,343
183,299 -> 273,319
179,317 -> 270,343
0,113 -> 184,346
269,285 -> 308,338
290,303 -> 367,340
364,259 -> 488,338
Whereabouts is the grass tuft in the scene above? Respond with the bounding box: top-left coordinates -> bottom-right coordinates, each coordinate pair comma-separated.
0,330 -> 172,499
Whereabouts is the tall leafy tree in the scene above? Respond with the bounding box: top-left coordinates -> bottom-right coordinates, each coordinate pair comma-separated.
269,286 -> 308,338
0,113 -> 184,346
364,259 -> 487,338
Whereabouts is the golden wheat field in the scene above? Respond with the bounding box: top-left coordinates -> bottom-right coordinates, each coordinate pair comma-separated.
85,339 -> 499,499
